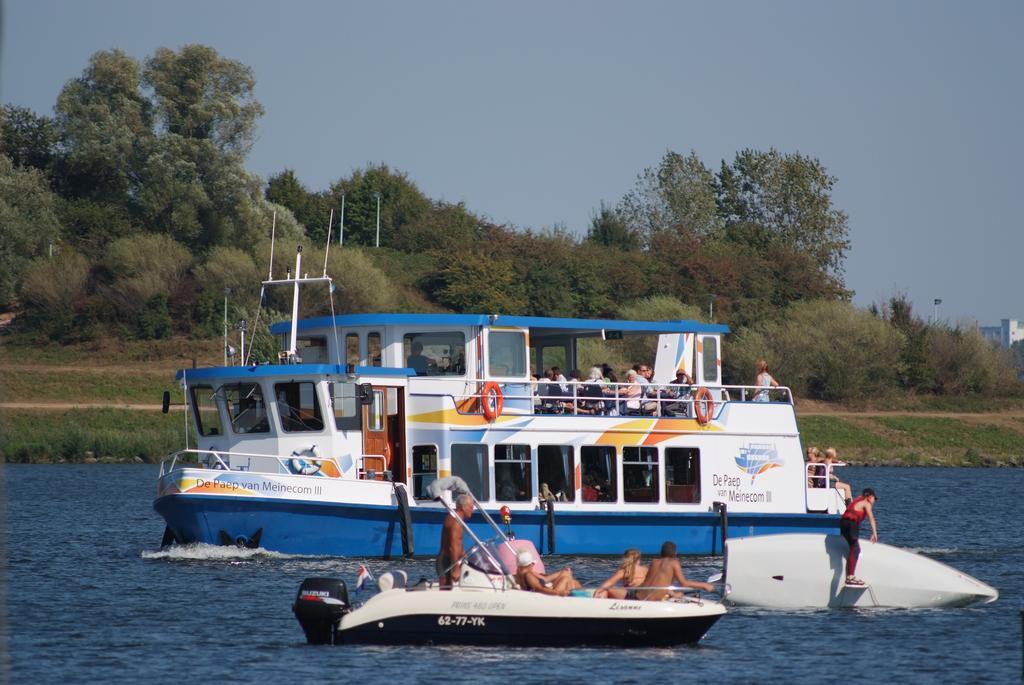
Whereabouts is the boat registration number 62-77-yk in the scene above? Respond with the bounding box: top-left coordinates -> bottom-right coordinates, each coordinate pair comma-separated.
437,615 -> 486,627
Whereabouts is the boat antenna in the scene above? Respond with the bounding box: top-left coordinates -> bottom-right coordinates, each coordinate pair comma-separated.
322,208 -> 334,276
339,194 -> 345,246
268,210 -> 277,280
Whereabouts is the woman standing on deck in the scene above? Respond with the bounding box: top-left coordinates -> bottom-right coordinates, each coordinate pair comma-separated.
754,359 -> 779,402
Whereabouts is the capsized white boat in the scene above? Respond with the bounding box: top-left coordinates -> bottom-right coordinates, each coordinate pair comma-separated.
719,533 -> 998,608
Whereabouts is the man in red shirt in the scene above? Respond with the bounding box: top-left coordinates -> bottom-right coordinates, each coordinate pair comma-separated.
839,488 -> 878,586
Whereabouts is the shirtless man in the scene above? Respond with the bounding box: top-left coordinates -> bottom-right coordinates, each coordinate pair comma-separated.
636,541 -> 714,600
437,494 -> 474,587
840,488 -> 878,586
514,550 -> 581,596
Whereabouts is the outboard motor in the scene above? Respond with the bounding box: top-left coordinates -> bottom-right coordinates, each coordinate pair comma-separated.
293,577 -> 351,645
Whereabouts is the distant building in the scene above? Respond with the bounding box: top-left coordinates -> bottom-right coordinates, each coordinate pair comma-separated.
979,319 -> 1024,349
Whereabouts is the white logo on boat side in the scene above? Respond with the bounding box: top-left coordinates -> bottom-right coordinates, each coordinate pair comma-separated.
437,615 -> 486,627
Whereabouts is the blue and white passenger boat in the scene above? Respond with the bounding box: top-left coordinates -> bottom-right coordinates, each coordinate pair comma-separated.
154,247 -> 846,558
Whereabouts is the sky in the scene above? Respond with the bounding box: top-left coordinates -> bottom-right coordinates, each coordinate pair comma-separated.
2,1 -> 1021,326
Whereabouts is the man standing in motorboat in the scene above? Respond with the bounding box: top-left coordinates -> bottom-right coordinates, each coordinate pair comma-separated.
840,488 -> 879,586
637,541 -> 714,600
438,494 -> 474,588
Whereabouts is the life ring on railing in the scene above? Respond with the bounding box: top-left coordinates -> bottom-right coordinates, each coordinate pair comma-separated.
693,387 -> 714,425
481,381 -> 504,422
288,445 -> 322,475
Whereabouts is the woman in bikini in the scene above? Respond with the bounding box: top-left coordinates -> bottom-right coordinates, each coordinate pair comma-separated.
593,548 -> 647,599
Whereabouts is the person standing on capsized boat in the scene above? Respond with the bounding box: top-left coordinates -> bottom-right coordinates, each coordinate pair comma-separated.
437,494 -> 474,588
840,488 -> 879,586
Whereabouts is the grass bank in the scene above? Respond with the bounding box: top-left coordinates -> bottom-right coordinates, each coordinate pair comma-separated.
0,408 -> 192,463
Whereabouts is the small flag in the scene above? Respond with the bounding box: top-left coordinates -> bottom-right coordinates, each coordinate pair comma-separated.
355,564 -> 374,592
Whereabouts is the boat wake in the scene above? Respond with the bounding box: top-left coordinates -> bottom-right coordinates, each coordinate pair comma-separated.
141,542 -> 307,562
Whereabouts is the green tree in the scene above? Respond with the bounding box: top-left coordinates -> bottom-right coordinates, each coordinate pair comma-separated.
0,155 -> 63,307
327,164 -> 431,248
266,169 -> 332,239
0,105 -> 57,172
585,202 -> 639,250
98,234 -> 192,327
716,148 -> 850,275
54,49 -> 154,202
143,44 -> 263,156
885,295 -> 936,391
618,150 -> 722,246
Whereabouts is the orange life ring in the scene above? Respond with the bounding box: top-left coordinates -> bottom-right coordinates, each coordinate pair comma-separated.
481,381 -> 504,422
693,386 -> 714,425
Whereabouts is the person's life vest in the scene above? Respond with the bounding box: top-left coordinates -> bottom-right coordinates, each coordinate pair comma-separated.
842,495 -> 869,522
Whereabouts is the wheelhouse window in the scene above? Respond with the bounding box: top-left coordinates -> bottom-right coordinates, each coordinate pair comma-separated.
189,384 -> 223,436
368,332 -> 382,367
623,446 -> 659,503
494,444 -> 531,501
451,443 -> 490,500
538,445 -> 574,502
488,330 -> 527,377
274,382 -> 324,432
223,383 -> 270,434
297,336 -> 328,363
412,445 -> 438,500
665,448 -> 701,503
346,333 -> 360,367
329,382 -> 360,431
581,445 -> 617,503
404,332 -> 466,376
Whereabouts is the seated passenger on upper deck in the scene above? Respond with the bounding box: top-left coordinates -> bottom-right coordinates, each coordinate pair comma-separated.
406,342 -> 433,375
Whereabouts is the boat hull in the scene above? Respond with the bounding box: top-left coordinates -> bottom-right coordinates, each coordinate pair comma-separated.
722,533 -> 999,608
330,587 -> 726,646
155,492 -> 838,557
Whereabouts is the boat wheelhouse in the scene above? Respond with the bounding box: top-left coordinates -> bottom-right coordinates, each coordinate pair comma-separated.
155,251 -> 845,557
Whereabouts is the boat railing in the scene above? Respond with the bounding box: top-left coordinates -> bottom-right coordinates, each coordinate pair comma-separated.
357,454 -> 391,481
159,448 -> 343,478
408,378 -> 793,419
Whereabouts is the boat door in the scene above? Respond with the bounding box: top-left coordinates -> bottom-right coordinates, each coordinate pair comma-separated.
361,386 -> 406,482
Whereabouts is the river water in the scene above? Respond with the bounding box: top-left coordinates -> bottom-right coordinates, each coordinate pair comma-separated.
4,465 -> 1021,683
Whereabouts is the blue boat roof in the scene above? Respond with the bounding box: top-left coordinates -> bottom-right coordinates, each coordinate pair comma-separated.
175,364 -> 415,381
269,313 -> 729,336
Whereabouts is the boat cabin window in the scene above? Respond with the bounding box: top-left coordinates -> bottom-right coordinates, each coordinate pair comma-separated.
223,383 -> 270,434
346,333 -> 360,367
494,444 -> 531,501
412,445 -> 438,500
538,445 -> 574,502
623,446 -> 659,503
367,332 -> 382,367
488,330 -> 527,378
329,382 -> 360,431
581,446 -> 617,503
665,448 -> 701,503
274,382 -> 324,432
451,443 -> 490,500
189,384 -> 223,436
532,344 -> 568,378
296,336 -> 328,364
404,332 -> 466,376
701,336 -> 720,385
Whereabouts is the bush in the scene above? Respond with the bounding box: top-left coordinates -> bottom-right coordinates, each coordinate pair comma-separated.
726,300 -> 903,401
19,249 -> 91,339
928,327 -> 1019,395
100,234 -> 192,324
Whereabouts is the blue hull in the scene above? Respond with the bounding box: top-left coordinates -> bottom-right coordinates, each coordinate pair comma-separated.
155,494 -> 838,557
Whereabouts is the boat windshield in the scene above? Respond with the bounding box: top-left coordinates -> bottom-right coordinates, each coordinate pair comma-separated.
464,540 -> 504,575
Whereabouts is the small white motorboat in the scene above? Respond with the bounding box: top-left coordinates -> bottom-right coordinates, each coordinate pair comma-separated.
719,533 -> 998,609
294,478 -> 726,646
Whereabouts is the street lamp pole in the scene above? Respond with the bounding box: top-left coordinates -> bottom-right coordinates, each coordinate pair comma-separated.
374,192 -> 382,248
933,298 -> 942,324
